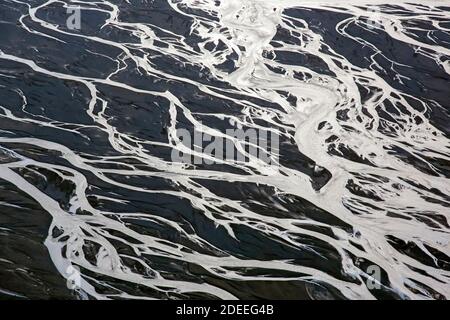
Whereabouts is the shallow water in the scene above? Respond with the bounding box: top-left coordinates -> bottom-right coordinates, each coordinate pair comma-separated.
0,0 -> 449,300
